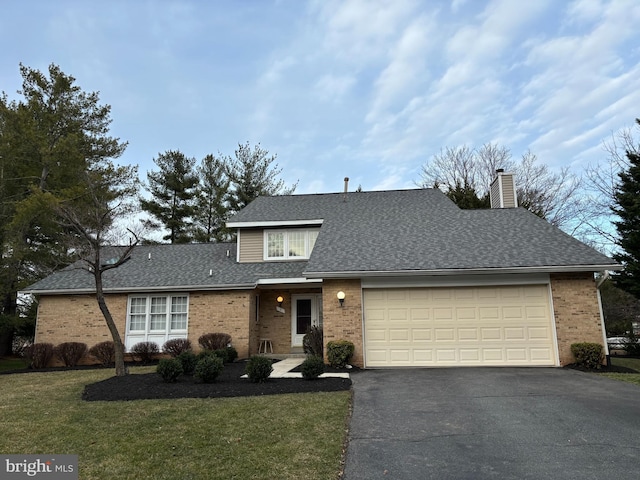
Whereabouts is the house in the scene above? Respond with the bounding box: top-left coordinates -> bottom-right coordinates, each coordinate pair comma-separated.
24,174 -> 619,367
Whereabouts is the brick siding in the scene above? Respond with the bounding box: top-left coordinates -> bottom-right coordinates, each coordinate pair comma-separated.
322,279 -> 364,367
550,272 -> 606,365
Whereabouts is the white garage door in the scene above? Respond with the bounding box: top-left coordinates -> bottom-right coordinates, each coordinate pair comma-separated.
363,285 -> 557,367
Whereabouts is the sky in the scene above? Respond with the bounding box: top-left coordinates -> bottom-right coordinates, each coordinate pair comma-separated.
1,0 -> 639,195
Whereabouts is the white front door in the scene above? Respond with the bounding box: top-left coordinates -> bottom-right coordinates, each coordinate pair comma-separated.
291,294 -> 322,347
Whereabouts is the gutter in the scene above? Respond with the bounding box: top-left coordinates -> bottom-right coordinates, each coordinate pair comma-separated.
20,282 -> 258,296
303,264 -> 622,279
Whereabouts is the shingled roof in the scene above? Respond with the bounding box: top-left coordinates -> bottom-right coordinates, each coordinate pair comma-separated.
24,188 -> 617,294
229,188 -> 617,276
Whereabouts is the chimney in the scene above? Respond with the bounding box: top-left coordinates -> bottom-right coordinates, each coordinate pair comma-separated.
343,177 -> 349,193
490,169 -> 518,208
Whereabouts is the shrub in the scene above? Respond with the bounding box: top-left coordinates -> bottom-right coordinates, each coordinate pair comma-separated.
88,341 -> 115,366
212,348 -> 229,364
157,358 -> 183,383
303,326 -> 324,357
23,343 -> 54,369
130,341 -> 159,364
225,346 -> 238,363
177,351 -> 197,375
198,332 -> 232,351
162,338 -> 192,357
301,355 -> 325,380
245,356 -> 273,383
54,342 -> 88,367
327,340 -> 355,369
194,356 -> 224,383
571,342 -> 604,370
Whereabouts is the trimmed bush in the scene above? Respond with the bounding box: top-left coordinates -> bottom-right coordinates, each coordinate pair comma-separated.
327,340 -> 355,369
177,351 -> 197,375
157,358 -> 183,383
198,332 -> 232,351
89,341 -> 115,366
303,326 -> 324,357
162,338 -> 192,357
225,346 -> 238,363
24,343 -> 54,369
130,341 -> 159,364
54,342 -> 88,367
571,342 -> 604,370
301,355 -> 325,380
245,356 -> 273,383
212,348 -> 229,364
194,355 -> 224,383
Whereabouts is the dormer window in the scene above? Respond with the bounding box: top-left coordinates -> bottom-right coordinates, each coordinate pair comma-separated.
265,228 -> 319,260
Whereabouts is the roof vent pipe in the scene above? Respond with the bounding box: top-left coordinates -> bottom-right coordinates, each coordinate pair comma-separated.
344,177 -> 349,193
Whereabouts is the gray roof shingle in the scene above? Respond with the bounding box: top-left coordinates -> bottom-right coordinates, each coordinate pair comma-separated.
26,188 -> 617,294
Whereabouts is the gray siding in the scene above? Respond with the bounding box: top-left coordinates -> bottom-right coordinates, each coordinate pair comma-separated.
239,229 -> 263,263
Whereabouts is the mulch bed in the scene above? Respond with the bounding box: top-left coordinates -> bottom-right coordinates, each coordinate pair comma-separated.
564,363 -> 638,373
82,360 -> 352,402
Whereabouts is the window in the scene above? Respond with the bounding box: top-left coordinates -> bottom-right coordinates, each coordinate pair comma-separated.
264,229 -> 320,260
126,294 -> 189,349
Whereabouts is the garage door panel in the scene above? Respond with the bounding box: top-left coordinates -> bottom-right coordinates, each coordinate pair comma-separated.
389,329 -> 410,342
364,285 -> 556,367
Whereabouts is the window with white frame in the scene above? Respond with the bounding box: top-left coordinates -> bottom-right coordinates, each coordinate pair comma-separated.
264,229 -> 319,260
126,294 -> 189,349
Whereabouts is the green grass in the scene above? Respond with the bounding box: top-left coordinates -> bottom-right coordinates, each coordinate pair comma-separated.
0,357 -> 27,372
600,356 -> 640,386
0,367 -> 351,480
610,356 -> 640,372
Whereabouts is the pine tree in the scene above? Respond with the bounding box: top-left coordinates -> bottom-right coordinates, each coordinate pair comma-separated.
140,150 -> 199,243
225,142 -> 297,213
612,119 -> 640,298
193,154 -> 231,243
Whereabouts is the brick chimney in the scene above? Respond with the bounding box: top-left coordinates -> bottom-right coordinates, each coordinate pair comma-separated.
490,169 -> 518,208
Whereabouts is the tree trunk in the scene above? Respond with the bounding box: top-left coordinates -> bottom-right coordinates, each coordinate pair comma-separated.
94,273 -> 128,376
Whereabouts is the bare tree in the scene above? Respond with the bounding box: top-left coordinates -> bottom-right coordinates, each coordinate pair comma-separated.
582,124 -> 640,253
56,163 -> 139,376
418,143 -> 583,231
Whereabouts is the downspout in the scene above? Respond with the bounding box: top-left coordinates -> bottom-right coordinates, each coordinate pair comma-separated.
596,271 -> 610,365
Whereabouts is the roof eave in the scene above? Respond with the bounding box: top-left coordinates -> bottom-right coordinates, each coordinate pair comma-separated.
21,283 -> 258,296
227,219 -> 324,228
303,264 -> 622,278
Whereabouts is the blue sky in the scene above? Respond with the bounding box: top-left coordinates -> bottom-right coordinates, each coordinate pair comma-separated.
1,0 -> 638,195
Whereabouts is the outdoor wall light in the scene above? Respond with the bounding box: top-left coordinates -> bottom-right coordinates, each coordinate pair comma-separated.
337,291 -> 346,307
276,295 -> 284,307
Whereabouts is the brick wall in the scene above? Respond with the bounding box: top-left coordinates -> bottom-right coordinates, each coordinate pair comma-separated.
35,294 -> 128,348
35,290 -> 257,364
550,272 -> 605,365
187,290 -> 253,359
322,279 -> 363,367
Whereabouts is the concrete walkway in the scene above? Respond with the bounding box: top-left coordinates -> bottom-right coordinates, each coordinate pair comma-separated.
242,357 -> 350,378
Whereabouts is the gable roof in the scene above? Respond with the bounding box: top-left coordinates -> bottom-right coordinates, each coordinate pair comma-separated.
25,188 -> 617,295
228,188 -> 617,276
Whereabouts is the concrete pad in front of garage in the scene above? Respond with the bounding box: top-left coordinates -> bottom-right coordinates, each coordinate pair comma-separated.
344,368 -> 640,480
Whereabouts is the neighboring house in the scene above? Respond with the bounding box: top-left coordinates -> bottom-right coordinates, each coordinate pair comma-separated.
24,173 -> 619,368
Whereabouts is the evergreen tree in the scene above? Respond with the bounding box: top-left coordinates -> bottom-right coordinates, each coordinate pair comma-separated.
443,181 -> 490,209
0,63 -> 126,354
612,119 -> 640,298
140,150 -> 199,243
193,154 -> 231,243
225,142 -> 297,213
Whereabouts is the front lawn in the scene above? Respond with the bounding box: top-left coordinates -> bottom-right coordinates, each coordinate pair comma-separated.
600,357 -> 640,386
0,356 -> 27,372
0,367 -> 351,480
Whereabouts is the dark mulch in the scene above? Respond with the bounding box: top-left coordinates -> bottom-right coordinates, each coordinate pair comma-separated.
564,363 -> 638,373
82,360 -> 352,402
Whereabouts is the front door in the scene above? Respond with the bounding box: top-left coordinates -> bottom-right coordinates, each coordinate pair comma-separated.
291,294 -> 322,347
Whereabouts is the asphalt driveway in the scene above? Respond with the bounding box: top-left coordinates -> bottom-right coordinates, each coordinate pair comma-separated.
343,368 -> 640,479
